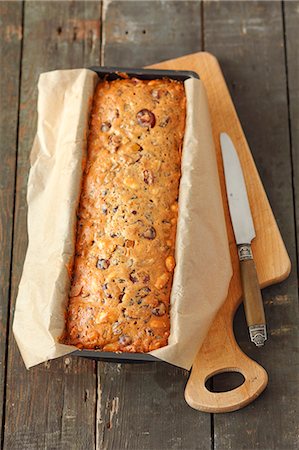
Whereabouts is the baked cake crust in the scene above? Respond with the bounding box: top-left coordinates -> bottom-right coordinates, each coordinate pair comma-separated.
63,77 -> 186,352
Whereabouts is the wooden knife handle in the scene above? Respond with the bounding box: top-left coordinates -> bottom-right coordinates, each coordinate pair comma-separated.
240,258 -> 265,326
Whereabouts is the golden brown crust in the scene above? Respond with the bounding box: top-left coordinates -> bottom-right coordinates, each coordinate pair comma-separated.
63,77 -> 186,352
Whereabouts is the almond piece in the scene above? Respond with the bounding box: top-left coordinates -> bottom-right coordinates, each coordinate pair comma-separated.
165,255 -> 175,272
155,272 -> 170,289
124,177 -> 139,189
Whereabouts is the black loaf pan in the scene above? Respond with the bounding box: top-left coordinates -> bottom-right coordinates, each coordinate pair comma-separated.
73,66 -> 200,363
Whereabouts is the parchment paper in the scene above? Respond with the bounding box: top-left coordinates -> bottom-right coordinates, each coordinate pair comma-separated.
13,69 -> 232,369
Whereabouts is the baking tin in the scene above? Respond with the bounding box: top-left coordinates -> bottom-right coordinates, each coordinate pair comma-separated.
73,66 -> 199,363
89,66 -> 199,82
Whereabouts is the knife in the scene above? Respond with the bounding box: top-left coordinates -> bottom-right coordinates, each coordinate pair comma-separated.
220,132 -> 267,347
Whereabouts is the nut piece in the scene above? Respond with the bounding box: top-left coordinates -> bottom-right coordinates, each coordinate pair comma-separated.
124,177 -> 139,190
155,272 -> 170,289
149,318 -> 167,329
103,342 -> 119,352
130,142 -> 142,152
95,312 -> 108,324
136,109 -> 156,128
165,255 -> 175,272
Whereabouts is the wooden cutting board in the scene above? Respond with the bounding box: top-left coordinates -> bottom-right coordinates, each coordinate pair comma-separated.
149,52 -> 291,413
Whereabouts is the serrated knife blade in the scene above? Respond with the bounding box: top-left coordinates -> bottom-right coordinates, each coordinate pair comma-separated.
220,132 -> 267,347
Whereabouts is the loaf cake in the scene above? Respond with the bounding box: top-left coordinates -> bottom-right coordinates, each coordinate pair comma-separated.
62,76 -> 186,352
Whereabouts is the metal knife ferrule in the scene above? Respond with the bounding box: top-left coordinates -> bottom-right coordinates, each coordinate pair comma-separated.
249,324 -> 267,347
238,244 -> 253,261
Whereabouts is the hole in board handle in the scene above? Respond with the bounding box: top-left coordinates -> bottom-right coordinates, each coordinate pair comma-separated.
205,371 -> 245,393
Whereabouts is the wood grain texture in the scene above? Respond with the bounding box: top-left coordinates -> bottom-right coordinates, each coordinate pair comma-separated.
97,362 -> 211,450
0,1 -> 23,444
102,0 -> 201,66
98,2 -> 211,449
203,1 -> 299,448
284,0 -> 299,265
3,2 -> 101,449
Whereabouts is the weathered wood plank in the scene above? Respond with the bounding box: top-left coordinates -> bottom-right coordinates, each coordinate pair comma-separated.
0,1 -> 23,444
204,1 -> 299,448
98,2 -> 211,450
102,0 -> 202,66
284,0 -> 299,266
97,362 -> 212,450
3,2 -> 101,449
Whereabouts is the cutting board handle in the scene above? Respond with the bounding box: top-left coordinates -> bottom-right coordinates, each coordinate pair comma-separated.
184,322 -> 268,413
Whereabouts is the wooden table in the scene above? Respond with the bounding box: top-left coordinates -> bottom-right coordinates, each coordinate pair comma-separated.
1,1 -> 298,449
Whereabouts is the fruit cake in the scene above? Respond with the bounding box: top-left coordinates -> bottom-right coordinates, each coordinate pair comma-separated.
62,76 -> 186,352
